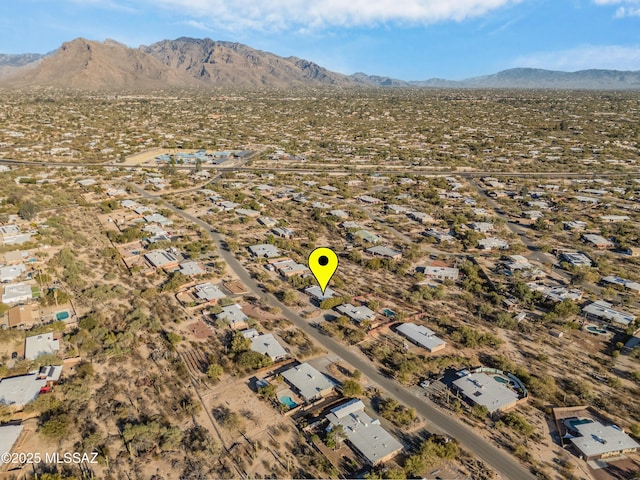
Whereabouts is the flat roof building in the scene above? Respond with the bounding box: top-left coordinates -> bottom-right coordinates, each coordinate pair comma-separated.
2,283 -> 33,305
396,323 -> 446,353
179,261 -> 205,276
417,266 -> 459,281
248,244 -> 280,258
602,276 -> 640,294
559,252 -> 592,268
194,283 -> 225,302
216,304 -> 249,329
304,285 -> 335,301
326,399 -> 403,466
582,300 -> 636,327
271,259 -> 308,277
452,371 -> 520,414
25,333 -> 60,361
366,246 -> 402,259
478,238 -> 509,250
144,249 -> 179,269
0,424 -> 23,467
281,362 -> 336,402
566,418 -> 640,460
0,366 -> 62,407
352,230 -> 383,244
582,234 -> 614,250
250,333 -> 288,362
336,303 -> 375,324
0,264 -> 26,283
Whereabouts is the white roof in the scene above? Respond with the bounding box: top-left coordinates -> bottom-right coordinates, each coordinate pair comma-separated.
0,425 -> 23,465
0,263 -> 26,282
217,304 -> 248,327
418,266 -> 459,279
194,283 -> 225,301
478,238 -> 509,250
0,366 -> 62,407
582,300 -> 636,326
2,282 -> 33,304
326,399 -> 403,465
583,234 -> 614,247
336,303 -> 375,323
250,333 -> 288,361
281,363 -> 336,401
305,285 -> 335,300
569,420 -> 640,458
272,259 -> 308,275
25,333 -> 60,360
179,261 -> 205,276
144,249 -> 178,268
452,372 -> 519,413
396,323 -> 446,352
248,244 -> 280,258
366,246 -> 402,258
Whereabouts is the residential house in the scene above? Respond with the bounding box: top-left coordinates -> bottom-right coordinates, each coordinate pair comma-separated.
452,370 -> 522,414
271,259 -> 308,278
416,266 -> 459,281
24,333 -> 60,361
0,366 -> 63,407
2,283 -> 33,305
582,300 -> 636,328
248,244 -> 280,259
365,246 -> 402,260
304,285 -> 335,302
216,304 -> 249,330
559,252 -> 592,267
271,227 -> 295,239
257,217 -> 278,227
396,323 -> 446,353
144,250 -> 180,270
193,283 -> 225,303
602,276 -> 640,294
335,303 -> 375,324
249,333 -> 288,362
564,417 -> 640,460
0,264 -> 26,283
582,234 -> 614,250
326,399 -> 403,466
281,362 -> 336,402
478,238 -> 509,250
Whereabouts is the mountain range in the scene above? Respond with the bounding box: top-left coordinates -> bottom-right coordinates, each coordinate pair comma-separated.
1,37 -> 639,90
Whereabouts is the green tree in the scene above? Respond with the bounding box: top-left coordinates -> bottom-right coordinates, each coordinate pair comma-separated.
18,200 -> 37,220
342,379 -> 362,397
207,363 -> 223,380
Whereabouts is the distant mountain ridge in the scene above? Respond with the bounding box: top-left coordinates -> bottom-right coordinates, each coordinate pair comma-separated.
1,37 -> 639,90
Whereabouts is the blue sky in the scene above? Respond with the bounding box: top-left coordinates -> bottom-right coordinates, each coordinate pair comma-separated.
1,0 -> 639,80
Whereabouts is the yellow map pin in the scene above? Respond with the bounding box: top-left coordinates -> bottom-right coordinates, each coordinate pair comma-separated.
308,247 -> 339,294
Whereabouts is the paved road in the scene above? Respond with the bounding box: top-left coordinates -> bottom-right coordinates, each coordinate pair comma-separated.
3,157 -> 640,179
129,183 -> 536,480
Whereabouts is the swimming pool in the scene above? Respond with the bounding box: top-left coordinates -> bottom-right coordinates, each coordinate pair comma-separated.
494,376 -> 509,384
280,396 -> 298,409
382,308 -> 396,317
56,311 -> 69,321
585,324 -> 607,335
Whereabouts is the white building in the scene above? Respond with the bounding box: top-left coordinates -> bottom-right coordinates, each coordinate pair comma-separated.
326,399 -> 403,466
2,283 -> 33,305
396,323 -> 446,353
25,333 -> 60,361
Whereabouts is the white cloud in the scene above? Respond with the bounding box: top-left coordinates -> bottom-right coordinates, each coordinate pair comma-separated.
513,45 -> 640,71
592,0 -> 640,17
146,0 -> 521,31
